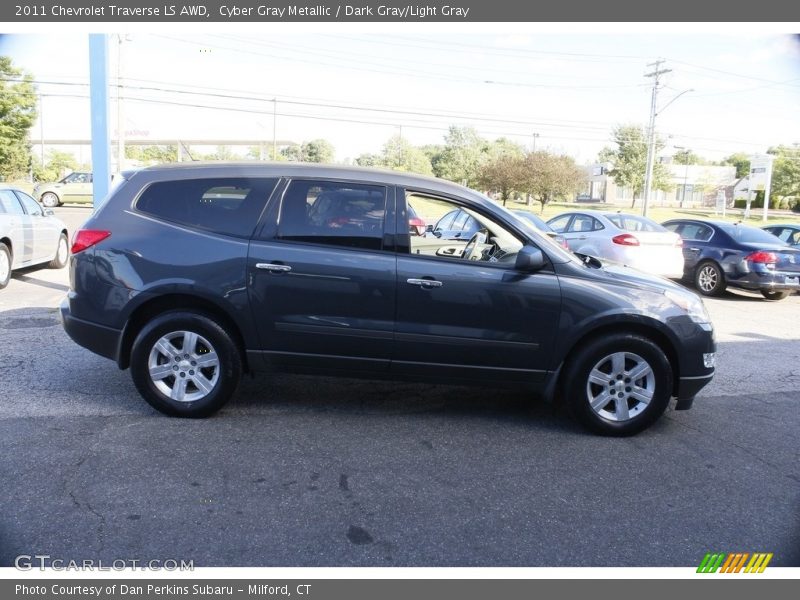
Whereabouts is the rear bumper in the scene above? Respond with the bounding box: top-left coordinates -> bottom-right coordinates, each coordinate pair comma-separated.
730,268 -> 800,291
60,297 -> 122,363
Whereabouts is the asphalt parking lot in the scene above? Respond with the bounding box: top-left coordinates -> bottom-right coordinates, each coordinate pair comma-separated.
0,206 -> 798,567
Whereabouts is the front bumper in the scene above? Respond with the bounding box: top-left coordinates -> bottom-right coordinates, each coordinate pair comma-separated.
674,372 -> 715,409
60,297 -> 122,363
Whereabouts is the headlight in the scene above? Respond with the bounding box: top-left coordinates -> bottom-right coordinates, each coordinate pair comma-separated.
664,289 -> 711,324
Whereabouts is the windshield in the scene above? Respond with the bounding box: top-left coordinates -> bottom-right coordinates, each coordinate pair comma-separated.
488,198 -> 577,263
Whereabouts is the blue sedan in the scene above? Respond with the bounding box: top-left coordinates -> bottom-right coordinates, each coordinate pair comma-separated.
662,218 -> 800,300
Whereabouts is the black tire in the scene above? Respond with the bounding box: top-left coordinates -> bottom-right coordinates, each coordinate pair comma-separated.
48,233 -> 69,269
129,311 -> 242,417
41,192 -> 61,208
694,261 -> 726,297
0,243 -> 11,290
562,333 -> 673,436
760,289 -> 790,301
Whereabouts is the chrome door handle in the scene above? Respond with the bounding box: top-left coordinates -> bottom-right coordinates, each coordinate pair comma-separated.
256,263 -> 292,273
578,236 -> 587,240
407,278 -> 443,289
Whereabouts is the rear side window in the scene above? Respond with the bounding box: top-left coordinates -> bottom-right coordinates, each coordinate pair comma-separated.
16,192 -> 43,216
0,190 -> 25,215
684,224 -> 713,242
136,178 -> 278,238
606,214 -> 665,232
568,214 -> 602,232
277,180 -> 386,251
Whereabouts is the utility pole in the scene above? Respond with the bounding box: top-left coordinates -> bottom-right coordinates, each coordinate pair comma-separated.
642,59 -> 671,218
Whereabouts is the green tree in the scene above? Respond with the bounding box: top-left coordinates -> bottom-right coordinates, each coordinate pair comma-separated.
521,151 -> 585,213
432,126 -> 487,187
673,149 -> 703,165
282,139 -> 335,163
767,145 -> 800,202
300,139 -> 334,163
378,135 -> 433,175
355,153 -> 382,168
281,143 -> 302,161
477,154 -> 526,206
598,125 -> 671,208
0,56 -> 38,181
476,139 -> 526,205
126,144 -> 178,164
32,149 -> 79,182
721,152 -> 751,179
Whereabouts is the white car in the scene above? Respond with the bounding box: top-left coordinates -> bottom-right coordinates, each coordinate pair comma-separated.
0,185 -> 69,289
547,210 -> 684,279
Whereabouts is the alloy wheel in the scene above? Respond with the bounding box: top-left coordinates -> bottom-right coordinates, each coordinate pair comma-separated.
697,265 -> 718,293
585,352 -> 655,422
147,330 -> 220,402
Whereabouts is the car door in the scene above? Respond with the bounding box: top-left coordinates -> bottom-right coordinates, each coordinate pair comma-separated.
393,188 -> 562,384
59,172 -> 90,203
17,191 -> 58,264
0,189 -> 34,266
247,178 -> 397,372
665,221 -> 714,272
562,214 -> 604,251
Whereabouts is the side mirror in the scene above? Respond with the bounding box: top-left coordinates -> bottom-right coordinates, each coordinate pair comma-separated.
515,246 -> 546,272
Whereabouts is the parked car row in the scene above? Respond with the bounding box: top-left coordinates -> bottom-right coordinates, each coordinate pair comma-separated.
545,209 -> 800,301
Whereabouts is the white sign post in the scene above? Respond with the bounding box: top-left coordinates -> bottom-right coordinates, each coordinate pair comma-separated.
715,189 -> 727,217
749,154 -> 774,222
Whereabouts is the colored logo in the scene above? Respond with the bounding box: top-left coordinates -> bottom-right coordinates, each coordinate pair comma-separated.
697,552 -> 773,573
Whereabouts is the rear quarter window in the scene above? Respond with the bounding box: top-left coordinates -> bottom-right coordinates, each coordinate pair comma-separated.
135,178 -> 278,238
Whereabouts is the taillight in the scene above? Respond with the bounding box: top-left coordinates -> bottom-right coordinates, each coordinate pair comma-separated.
612,233 -> 640,246
555,235 -> 569,249
746,251 -> 778,264
408,217 -> 426,236
71,230 -> 111,254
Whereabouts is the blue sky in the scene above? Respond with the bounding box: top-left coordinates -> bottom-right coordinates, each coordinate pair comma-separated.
2,29 -> 799,163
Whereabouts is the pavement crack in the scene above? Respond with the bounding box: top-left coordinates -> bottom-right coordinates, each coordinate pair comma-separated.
61,417 -> 116,554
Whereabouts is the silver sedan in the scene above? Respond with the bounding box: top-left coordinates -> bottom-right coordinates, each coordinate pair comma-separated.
547,210 -> 684,278
0,185 -> 69,289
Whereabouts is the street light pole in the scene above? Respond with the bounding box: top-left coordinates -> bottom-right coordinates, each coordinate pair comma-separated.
642,60 -> 671,218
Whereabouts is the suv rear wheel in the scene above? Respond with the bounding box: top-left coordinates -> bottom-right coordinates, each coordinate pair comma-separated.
563,333 -> 673,436
130,311 -> 242,417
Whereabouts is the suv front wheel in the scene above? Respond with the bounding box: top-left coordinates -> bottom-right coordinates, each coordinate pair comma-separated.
563,333 -> 673,436
130,311 -> 242,417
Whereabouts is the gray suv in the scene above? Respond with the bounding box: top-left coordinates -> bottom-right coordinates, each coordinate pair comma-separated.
61,163 -> 716,435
